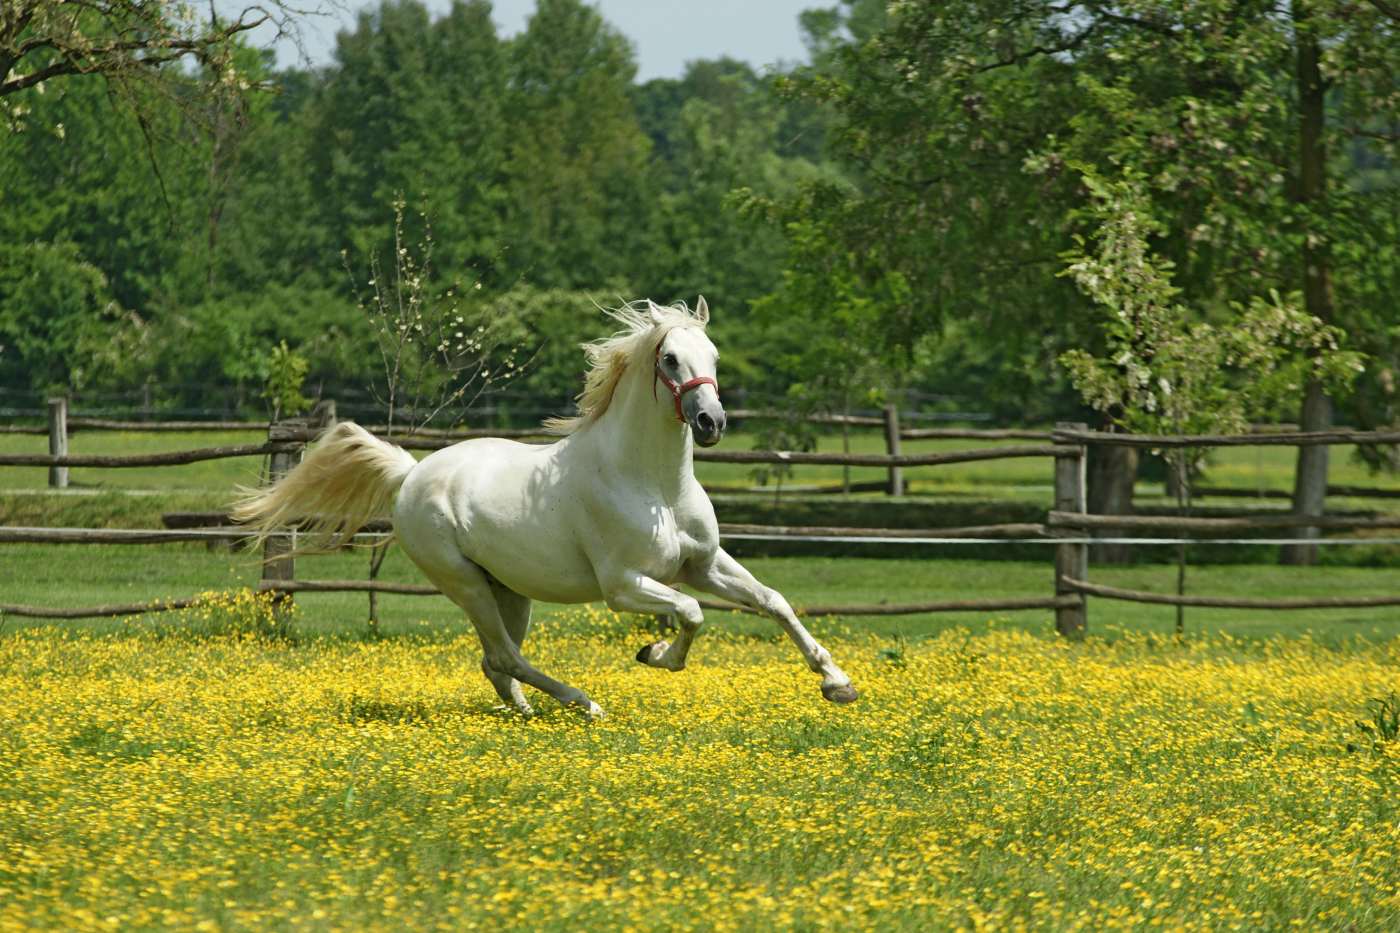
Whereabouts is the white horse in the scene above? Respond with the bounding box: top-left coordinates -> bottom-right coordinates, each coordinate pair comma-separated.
233,298 -> 857,718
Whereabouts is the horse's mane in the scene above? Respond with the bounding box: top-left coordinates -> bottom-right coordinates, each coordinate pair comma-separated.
544,299 -> 708,435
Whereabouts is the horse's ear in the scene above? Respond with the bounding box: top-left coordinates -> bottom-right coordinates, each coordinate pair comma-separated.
648,301 -> 666,327
695,295 -> 710,325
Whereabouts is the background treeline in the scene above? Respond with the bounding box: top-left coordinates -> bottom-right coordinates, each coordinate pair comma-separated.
0,0 -> 837,417
1,0 -> 1398,446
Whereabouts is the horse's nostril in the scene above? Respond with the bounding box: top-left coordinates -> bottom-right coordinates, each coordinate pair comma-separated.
697,412 -> 714,432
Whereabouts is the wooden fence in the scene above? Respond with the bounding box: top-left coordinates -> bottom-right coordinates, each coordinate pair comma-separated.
9,399 -> 1058,496
11,399 -> 1400,502
3,416 -> 1400,633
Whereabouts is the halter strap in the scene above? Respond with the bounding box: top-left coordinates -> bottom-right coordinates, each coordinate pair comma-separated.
654,342 -> 719,423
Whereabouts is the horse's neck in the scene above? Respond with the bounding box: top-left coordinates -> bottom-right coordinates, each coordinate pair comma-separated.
584,363 -> 693,495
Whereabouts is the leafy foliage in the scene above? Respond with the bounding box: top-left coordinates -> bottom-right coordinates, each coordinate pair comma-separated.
260,341 -> 311,421
1058,168 -> 1363,440
0,0 -> 1396,460
0,240 -> 122,391
0,0 -> 830,416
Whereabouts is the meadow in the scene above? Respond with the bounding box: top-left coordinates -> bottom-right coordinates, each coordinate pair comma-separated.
1,600 -> 1398,930
3,427 -> 1400,928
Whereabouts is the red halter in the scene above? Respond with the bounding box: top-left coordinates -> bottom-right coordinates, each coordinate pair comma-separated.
654,341 -> 719,422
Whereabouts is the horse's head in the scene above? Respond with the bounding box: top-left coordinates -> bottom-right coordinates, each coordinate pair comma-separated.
652,297 -> 726,447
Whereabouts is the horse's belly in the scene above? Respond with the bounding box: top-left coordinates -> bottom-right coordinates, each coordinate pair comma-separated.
457,477 -> 604,604
397,439 -> 604,605
463,528 -> 603,604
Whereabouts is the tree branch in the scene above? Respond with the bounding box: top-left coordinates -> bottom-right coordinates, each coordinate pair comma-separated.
968,23 -> 1098,74
0,9 -> 270,97
1366,0 -> 1400,22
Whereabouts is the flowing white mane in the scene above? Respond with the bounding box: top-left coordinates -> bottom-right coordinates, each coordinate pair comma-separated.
544,299 -> 708,435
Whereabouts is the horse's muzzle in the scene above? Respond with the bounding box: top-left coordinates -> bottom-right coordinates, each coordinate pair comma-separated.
692,408 -> 726,447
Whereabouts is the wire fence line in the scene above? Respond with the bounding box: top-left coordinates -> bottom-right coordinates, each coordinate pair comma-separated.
1061,577 -> 1400,610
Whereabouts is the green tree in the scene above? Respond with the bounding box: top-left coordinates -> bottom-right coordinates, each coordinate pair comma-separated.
0,0 -> 302,108
766,0 -> 1092,415
503,0 -> 657,289
0,240 -> 123,391
639,59 -> 833,323
0,71 -> 199,313
773,0 -> 1399,557
306,0 -> 510,277
1060,167 -> 1361,629
1023,1 -> 1400,562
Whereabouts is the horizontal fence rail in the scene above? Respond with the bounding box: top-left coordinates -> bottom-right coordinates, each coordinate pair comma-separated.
0,523 -> 1055,547
692,445 -> 1076,467
0,526 -> 263,545
0,578 -> 1081,620
1,419 -> 271,434
1048,511 -> 1400,534
0,596 -> 209,619
259,580 -> 1080,617
0,442 -> 291,468
1052,428 -> 1400,448
14,523 -> 1397,550
1193,484 -> 1400,501
718,522 -> 1050,540
899,427 -> 1053,441
1061,577 -> 1400,610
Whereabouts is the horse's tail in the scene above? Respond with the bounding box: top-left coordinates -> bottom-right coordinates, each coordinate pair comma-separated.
231,421 -> 418,555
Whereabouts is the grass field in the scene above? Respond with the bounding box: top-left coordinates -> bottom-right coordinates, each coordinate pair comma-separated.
4,545 -> 1400,641
4,427 -> 1400,927
2,607 -> 1398,929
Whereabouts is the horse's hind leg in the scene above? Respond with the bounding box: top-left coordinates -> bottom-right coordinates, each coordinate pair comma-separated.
480,580 -> 534,716
415,554 -> 603,719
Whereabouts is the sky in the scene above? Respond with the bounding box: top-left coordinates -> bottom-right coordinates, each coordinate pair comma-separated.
271,0 -> 817,81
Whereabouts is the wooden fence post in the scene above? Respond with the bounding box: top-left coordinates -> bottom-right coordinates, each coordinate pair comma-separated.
310,398 -> 337,434
1054,421 -> 1088,637
47,397 -> 68,488
883,404 -> 904,496
261,419 -> 307,600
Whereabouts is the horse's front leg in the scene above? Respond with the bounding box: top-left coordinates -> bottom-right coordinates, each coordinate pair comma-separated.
682,548 -> 858,704
602,573 -> 705,672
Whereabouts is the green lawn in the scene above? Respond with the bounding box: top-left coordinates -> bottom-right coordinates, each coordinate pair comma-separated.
4,545 -> 1397,643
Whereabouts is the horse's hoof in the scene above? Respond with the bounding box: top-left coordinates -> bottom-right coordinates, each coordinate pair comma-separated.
635,641 -> 670,666
580,700 -> 605,721
822,682 -> 859,704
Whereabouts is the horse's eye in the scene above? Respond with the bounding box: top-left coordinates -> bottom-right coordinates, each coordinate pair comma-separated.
663,353 -> 678,367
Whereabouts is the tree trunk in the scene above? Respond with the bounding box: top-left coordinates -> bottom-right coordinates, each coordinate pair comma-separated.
1087,443 -> 1138,564
1282,380 -> 1332,565
1282,10 -> 1335,567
